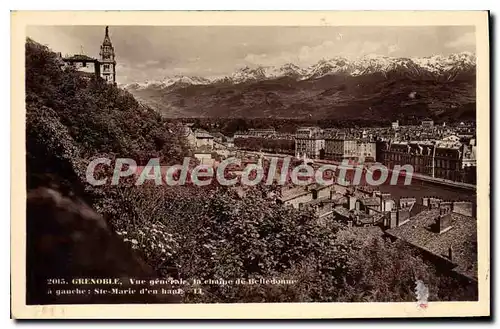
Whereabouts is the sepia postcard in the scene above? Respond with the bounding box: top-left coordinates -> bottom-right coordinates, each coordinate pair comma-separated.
11,11 -> 490,319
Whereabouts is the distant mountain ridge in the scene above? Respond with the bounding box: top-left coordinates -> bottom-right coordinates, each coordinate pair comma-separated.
123,52 -> 476,121
124,52 -> 476,90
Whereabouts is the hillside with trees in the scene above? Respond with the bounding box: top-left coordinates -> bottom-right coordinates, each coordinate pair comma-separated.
25,38 -> 477,303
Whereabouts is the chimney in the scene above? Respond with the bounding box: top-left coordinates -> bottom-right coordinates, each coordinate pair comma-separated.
448,246 -> 453,261
348,195 -> 357,210
429,198 -> 442,210
435,211 -> 453,234
396,209 -> 410,226
440,201 -> 453,214
389,210 -> 397,229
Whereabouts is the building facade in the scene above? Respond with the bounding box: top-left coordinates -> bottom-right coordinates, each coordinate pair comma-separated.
421,119 -> 434,128
433,143 -> 463,181
324,139 -> 356,162
357,140 -> 377,162
295,137 -> 325,159
61,54 -> 101,80
380,141 -> 435,176
324,138 -> 376,163
295,126 -> 323,138
234,128 -> 277,139
194,129 -> 215,149
377,139 -> 476,183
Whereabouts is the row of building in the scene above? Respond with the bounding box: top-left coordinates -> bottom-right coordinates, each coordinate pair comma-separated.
292,127 -> 476,184
184,124 -> 477,184
295,137 -> 377,162
377,137 -> 476,183
234,128 -> 295,140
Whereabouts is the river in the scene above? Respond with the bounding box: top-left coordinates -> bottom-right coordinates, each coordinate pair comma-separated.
378,180 -> 476,202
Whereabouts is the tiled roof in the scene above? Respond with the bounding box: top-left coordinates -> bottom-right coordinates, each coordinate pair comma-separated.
371,212 -> 389,223
194,129 -> 214,139
278,185 -> 309,201
357,212 -> 387,225
410,203 -> 428,217
211,132 -> 226,139
331,194 -> 347,205
194,145 -> 214,153
333,207 -> 352,218
302,196 -> 332,206
360,197 -> 380,206
63,54 -> 98,62
435,142 -> 461,149
386,209 -> 477,279
307,182 -> 333,190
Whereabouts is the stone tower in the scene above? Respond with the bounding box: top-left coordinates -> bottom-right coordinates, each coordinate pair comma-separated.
99,26 -> 116,84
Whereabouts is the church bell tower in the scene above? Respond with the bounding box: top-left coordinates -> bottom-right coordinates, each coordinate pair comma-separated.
99,26 -> 116,84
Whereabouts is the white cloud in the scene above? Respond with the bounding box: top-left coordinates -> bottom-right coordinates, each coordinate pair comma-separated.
388,44 -> 399,54
145,60 -> 160,66
355,41 -> 382,55
445,32 -> 475,49
243,40 -> 387,68
135,60 -> 160,69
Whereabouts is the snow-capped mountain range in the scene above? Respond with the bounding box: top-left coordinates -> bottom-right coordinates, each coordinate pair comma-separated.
124,75 -> 212,90
124,52 -> 475,90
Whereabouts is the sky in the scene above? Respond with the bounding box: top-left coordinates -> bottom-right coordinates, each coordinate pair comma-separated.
27,25 -> 476,84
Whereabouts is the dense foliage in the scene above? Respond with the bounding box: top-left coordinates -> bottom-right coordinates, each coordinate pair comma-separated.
25,38 -> 477,303
112,185 -> 350,302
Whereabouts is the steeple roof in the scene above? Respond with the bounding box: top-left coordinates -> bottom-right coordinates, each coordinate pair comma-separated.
102,26 -> 112,46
